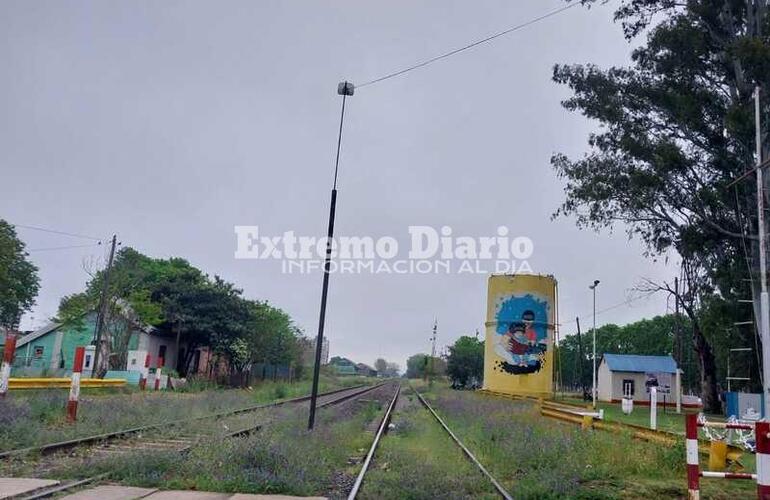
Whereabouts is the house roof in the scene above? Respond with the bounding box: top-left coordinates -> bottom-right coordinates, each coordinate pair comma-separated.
16,322 -> 63,348
602,354 -> 677,374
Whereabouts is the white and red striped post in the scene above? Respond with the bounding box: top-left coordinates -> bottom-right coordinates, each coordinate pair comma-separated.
66,346 -> 85,423
139,354 -> 151,390
757,421 -> 770,499
0,333 -> 17,398
686,413 -> 700,499
154,357 -> 164,391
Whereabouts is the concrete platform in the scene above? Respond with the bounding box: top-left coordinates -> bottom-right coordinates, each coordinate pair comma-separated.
145,492 -> 230,500
61,485 -> 157,500
231,495 -> 327,499
0,478 -> 59,499
0,480 -> 327,500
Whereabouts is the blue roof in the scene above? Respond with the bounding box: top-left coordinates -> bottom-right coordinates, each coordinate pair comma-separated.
602,354 -> 677,374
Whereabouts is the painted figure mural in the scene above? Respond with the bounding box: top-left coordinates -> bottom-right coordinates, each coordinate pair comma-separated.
483,274 -> 557,398
493,294 -> 549,374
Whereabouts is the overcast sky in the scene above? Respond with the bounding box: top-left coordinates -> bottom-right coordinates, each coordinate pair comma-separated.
1,0 -> 678,370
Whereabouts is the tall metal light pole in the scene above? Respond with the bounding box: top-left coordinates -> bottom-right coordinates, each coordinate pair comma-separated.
754,86 -> 770,417
308,81 -> 354,430
589,280 -> 600,408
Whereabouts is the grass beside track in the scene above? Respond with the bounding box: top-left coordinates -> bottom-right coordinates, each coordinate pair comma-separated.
0,374 -> 366,452
29,382 -> 397,498
420,384 -> 755,499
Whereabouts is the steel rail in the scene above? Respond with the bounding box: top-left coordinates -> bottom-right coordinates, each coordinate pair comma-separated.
216,382 -> 388,440
4,383 -> 388,499
15,473 -> 110,500
0,384 -> 367,459
347,383 -> 400,499
412,386 -> 513,500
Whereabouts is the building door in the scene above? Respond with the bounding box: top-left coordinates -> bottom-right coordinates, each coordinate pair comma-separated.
158,345 -> 167,366
622,379 -> 635,398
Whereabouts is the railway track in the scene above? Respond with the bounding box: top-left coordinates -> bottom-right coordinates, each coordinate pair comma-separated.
4,383 -> 388,499
348,384 -> 512,500
0,383 -> 375,460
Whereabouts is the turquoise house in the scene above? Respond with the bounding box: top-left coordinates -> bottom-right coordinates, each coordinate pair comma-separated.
12,312 -> 149,377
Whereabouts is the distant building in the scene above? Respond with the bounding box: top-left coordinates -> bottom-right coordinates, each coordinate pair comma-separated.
355,363 -> 377,377
301,337 -> 330,366
329,356 -> 357,375
598,354 -> 682,405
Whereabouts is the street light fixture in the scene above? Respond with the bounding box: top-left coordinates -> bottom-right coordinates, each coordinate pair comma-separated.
589,279 -> 600,409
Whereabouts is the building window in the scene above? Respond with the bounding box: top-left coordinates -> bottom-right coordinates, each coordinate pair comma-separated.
33,346 -> 44,359
622,379 -> 635,397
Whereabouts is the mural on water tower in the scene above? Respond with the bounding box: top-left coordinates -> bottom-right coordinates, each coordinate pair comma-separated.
484,274 -> 556,398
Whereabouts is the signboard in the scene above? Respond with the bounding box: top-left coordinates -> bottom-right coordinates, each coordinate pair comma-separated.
645,371 -> 672,394
483,274 -> 556,398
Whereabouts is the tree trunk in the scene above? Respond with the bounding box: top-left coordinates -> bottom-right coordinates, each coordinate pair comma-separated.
688,313 -> 720,413
676,299 -> 719,413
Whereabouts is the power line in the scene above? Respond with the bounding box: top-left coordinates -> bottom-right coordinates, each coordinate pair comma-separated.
561,291 -> 657,328
356,2 -> 580,89
12,223 -> 103,242
27,243 -> 103,252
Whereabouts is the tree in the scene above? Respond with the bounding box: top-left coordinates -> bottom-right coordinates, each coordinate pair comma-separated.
551,0 -> 770,411
446,336 -> 484,388
406,354 -> 429,379
58,247 -> 302,380
374,358 -> 388,375
384,362 -> 400,377
0,220 -> 40,331
405,353 -> 445,379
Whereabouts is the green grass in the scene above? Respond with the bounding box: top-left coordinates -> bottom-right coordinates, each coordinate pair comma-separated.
0,374 -> 368,452
357,392 -> 497,499
557,396 -> 734,434
420,384 -> 755,499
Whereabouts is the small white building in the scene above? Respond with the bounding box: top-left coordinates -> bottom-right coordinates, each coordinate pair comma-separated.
597,354 -> 680,405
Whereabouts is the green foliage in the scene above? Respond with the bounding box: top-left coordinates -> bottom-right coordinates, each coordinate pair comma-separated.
405,353 -> 445,379
0,220 -> 40,329
551,0 -> 770,411
57,246 -> 303,376
446,335 -> 484,387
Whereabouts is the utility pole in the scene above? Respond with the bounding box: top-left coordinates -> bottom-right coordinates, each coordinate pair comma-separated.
429,319 -> 437,385
575,317 -> 585,399
755,85 -> 770,417
92,234 -> 117,379
674,277 -> 681,366
589,280 -> 600,408
308,81 -> 354,431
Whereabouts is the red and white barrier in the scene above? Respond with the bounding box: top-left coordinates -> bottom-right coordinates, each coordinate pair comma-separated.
66,346 -> 85,422
139,354 -> 151,390
685,413 -> 765,499
686,413 -> 700,499
0,333 -> 17,398
757,421 -> 770,499
154,357 -> 164,391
